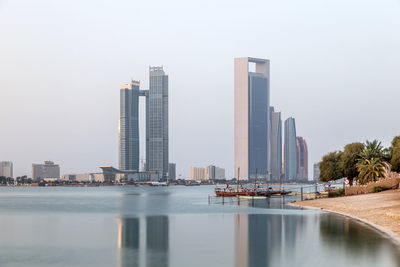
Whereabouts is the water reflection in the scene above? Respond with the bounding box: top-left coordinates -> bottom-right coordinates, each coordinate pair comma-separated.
234,212 -> 400,267
118,216 -> 169,267
319,213 -> 400,266
235,214 -> 288,267
118,218 -> 140,267
146,216 -> 169,267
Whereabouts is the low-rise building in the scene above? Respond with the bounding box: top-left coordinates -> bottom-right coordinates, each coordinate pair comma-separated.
99,166 -> 162,183
62,173 -> 105,182
32,161 -> 60,181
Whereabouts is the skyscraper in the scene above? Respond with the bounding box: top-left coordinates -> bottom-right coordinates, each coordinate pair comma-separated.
270,107 -> 282,183
284,117 -> 297,182
119,80 -> 140,171
296,137 -> 308,181
234,57 -> 270,180
146,67 -> 169,178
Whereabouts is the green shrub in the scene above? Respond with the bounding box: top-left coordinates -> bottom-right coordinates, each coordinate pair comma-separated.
328,188 -> 345,198
371,186 -> 393,193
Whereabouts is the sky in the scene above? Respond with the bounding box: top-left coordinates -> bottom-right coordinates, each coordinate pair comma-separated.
0,0 -> 399,178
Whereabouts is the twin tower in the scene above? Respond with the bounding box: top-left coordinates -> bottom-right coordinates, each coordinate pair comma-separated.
119,67 -> 169,178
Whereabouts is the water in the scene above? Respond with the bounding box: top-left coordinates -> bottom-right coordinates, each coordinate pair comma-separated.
0,186 -> 398,267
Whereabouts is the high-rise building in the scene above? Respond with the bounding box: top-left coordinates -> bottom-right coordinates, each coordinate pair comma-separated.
168,163 -> 176,180
0,161 -> 13,178
296,137 -> 308,181
284,118 -> 297,182
189,167 -> 205,181
234,57 -> 270,180
313,163 -> 320,183
270,107 -> 282,183
215,167 -> 225,180
147,66 -> 169,178
32,161 -> 60,181
205,165 -> 226,180
119,80 -> 140,171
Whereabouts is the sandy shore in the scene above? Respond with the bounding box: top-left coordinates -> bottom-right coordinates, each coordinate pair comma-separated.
291,189 -> 400,243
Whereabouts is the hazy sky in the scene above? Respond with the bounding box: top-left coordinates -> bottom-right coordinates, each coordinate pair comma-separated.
1,0 -> 399,178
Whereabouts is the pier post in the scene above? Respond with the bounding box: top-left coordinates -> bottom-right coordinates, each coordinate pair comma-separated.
208,195 -> 210,205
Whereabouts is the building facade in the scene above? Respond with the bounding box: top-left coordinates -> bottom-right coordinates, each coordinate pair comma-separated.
270,107 -> 282,183
296,137 -> 308,181
119,80 -> 140,171
0,161 -> 13,178
284,118 -> 297,182
32,161 -> 60,181
313,163 -> 320,183
189,167 -> 205,181
146,67 -> 169,178
168,163 -> 176,180
234,57 -> 270,180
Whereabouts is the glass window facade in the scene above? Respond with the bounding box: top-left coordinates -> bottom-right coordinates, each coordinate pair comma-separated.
147,67 -> 169,178
119,82 -> 140,171
248,73 -> 269,179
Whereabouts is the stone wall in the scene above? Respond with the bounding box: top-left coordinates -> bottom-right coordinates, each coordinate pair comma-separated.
345,172 -> 400,196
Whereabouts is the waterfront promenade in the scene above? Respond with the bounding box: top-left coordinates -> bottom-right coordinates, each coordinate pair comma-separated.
292,189 -> 400,242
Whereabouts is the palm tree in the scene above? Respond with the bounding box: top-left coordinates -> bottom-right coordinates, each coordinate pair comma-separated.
356,158 -> 386,185
359,139 -> 384,160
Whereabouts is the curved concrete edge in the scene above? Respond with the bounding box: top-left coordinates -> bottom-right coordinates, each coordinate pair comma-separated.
288,202 -> 400,247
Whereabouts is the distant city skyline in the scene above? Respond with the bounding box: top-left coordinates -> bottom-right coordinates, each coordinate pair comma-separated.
1,0 -> 400,178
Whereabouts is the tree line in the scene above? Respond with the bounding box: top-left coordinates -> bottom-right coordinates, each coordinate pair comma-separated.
319,136 -> 400,185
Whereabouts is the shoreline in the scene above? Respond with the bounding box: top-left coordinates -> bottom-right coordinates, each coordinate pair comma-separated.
289,189 -> 400,246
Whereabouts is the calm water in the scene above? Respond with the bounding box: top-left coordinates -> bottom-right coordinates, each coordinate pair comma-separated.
0,186 -> 398,267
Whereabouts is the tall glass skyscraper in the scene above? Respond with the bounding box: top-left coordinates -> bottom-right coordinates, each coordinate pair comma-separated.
119,80 -> 140,171
146,66 -> 169,178
234,57 -> 270,180
270,107 -> 282,183
284,117 -> 297,182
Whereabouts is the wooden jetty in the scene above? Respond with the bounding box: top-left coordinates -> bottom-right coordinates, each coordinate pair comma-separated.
214,186 -> 292,197
215,167 -> 291,197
